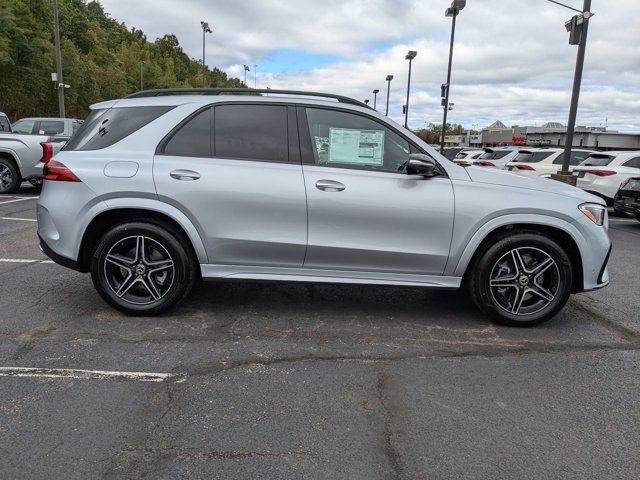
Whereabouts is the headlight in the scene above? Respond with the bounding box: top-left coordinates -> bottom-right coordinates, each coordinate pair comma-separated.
579,203 -> 606,226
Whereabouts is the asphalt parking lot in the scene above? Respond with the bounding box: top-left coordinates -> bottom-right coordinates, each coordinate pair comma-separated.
1,184 -> 639,479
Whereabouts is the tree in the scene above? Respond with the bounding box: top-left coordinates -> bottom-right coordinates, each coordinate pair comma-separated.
413,123 -> 464,144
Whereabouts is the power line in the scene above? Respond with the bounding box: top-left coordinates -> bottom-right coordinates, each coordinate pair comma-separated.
545,0 -> 582,13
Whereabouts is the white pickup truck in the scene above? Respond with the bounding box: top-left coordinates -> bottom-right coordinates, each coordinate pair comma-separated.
0,117 -> 81,193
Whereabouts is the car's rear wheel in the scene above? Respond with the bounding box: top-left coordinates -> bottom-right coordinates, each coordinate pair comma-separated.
0,157 -> 21,194
468,231 -> 573,327
90,222 -> 196,316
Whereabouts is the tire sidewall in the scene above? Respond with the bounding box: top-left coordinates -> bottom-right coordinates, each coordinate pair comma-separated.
474,233 -> 573,327
90,222 -> 194,316
0,158 -> 20,194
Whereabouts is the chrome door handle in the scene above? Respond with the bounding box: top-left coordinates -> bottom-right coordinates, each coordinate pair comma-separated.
315,179 -> 346,192
170,169 -> 200,181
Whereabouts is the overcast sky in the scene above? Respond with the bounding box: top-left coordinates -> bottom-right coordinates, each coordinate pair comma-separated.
99,0 -> 640,132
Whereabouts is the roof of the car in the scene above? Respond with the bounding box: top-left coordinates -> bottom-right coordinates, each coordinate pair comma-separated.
16,117 -> 80,122
586,150 -> 639,158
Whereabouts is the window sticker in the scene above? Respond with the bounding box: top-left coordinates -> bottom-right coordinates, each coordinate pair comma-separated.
328,128 -> 385,165
314,135 -> 330,162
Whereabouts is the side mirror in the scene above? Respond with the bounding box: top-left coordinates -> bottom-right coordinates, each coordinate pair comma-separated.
406,154 -> 437,176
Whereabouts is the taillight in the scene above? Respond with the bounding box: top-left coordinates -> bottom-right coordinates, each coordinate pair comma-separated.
42,160 -> 81,182
515,164 -> 535,171
585,170 -> 616,177
478,161 -> 495,167
40,142 -> 54,164
455,160 -> 470,166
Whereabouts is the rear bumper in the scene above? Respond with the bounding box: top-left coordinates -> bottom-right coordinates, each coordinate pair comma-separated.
39,234 -> 82,272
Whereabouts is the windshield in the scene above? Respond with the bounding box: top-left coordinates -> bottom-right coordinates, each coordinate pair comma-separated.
513,151 -> 555,163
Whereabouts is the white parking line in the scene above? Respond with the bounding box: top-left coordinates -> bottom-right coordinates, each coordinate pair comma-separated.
0,367 -> 174,382
0,258 -> 53,264
1,217 -> 37,222
0,196 -> 39,205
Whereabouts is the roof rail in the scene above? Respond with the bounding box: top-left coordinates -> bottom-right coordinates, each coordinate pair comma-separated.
125,88 -> 371,109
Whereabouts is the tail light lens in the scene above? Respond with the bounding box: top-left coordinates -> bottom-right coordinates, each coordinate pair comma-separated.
515,164 -> 535,171
455,160 -> 470,166
478,161 -> 495,167
40,142 -> 54,164
586,170 -> 616,177
43,160 -> 81,182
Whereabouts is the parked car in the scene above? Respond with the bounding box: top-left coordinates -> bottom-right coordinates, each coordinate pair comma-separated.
0,112 -> 11,132
441,147 -> 466,160
472,147 -> 520,169
453,149 -> 483,166
11,117 -> 82,140
506,148 -> 593,177
612,177 -> 640,220
573,151 -> 640,205
37,88 -> 610,327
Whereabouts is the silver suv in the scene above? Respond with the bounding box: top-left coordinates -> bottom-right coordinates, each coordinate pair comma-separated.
37,89 -> 611,326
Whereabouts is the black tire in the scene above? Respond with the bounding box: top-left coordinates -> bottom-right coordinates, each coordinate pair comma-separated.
90,222 -> 196,316
467,231 -> 573,327
0,157 -> 21,194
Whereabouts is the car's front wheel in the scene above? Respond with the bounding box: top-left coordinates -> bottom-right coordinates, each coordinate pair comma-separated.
90,222 -> 196,316
468,231 -> 573,327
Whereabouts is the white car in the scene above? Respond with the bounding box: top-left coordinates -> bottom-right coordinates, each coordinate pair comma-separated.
573,151 -> 640,205
506,148 -> 593,177
472,147 -> 519,169
453,149 -> 483,166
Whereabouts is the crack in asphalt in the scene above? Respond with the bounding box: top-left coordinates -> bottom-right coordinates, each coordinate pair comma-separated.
375,368 -> 404,480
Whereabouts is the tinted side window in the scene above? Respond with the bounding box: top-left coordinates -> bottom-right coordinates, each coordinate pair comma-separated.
580,156 -> 613,167
553,151 -> 592,165
38,120 -> 65,135
623,157 -> 640,169
214,105 -> 287,162
12,119 -> 36,134
305,108 -> 411,172
63,106 -> 174,151
163,108 -> 212,157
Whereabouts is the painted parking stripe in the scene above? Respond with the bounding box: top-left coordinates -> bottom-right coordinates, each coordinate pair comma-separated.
0,367 -> 175,382
0,258 -> 54,264
1,217 -> 37,222
0,196 -> 39,205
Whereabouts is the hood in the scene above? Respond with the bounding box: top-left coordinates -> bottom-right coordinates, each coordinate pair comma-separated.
466,166 -> 605,205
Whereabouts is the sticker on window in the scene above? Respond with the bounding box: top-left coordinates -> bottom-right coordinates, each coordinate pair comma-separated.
328,128 -> 384,165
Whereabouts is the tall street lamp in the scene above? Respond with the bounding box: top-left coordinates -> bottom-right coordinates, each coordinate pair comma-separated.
372,89 -> 379,110
52,0 -> 65,117
140,60 -> 145,91
440,0 -> 466,154
404,51 -> 417,128
385,75 -> 393,116
200,21 -> 212,87
364,99 -> 370,106
254,64 -> 258,88
243,64 -> 250,86
555,0 -> 594,183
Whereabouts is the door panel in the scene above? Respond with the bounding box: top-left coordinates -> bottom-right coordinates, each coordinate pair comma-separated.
155,156 -> 307,267
302,165 -> 455,274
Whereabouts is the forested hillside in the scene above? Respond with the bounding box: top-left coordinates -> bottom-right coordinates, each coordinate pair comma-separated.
0,0 -> 246,120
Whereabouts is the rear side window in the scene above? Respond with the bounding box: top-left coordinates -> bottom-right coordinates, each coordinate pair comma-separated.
63,106 -> 174,151
513,151 -> 554,163
554,150 -> 592,166
480,150 -> 511,160
214,105 -> 288,162
163,108 -> 212,157
12,119 -> 36,135
580,155 -> 613,167
38,120 -> 65,135
623,157 -> 640,169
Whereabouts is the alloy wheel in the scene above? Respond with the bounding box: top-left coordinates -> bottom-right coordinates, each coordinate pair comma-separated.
0,164 -> 13,192
103,235 -> 175,305
489,247 -> 560,316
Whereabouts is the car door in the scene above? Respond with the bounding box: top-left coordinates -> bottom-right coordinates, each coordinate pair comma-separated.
299,106 -> 454,275
154,103 -> 307,267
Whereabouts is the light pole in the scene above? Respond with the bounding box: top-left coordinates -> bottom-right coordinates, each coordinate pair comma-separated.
200,21 -> 212,87
372,89 -> 379,110
52,0 -> 65,117
404,51 -> 417,128
140,60 -> 145,91
364,99 -> 370,106
440,0 -> 466,154
254,64 -> 257,88
557,0 -> 594,182
243,65 -> 250,86
385,75 -> 393,116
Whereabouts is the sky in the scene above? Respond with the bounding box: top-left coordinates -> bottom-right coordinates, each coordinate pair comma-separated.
99,0 -> 640,132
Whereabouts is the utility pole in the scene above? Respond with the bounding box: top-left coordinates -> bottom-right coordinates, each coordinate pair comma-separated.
243,64 -> 250,86
140,60 -> 144,91
385,75 -> 393,116
200,21 -> 212,87
558,0 -> 593,182
254,64 -> 257,88
52,0 -> 65,117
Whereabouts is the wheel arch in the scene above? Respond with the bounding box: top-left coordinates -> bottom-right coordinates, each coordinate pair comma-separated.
454,219 -> 584,293
77,207 -> 207,274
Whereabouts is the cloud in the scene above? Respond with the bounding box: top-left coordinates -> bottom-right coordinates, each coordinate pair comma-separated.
99,0 -> 640,131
